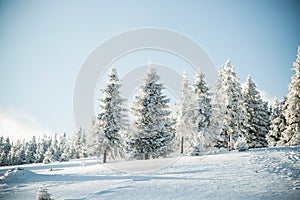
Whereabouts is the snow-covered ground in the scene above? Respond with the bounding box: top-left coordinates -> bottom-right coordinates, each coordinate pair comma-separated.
1,146 -> 299,200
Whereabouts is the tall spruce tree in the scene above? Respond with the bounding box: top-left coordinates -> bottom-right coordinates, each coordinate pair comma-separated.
210,66 -> 227,148
193,71 -> 212,153
222,60 -> 247,150
194,71 -> 212,134
174,71 -> 198,155
243,75 -> 269,148
130,65 -> 174,159
281,46 -> 300,146
92,67 -> 127,161
267,98 -> 286,147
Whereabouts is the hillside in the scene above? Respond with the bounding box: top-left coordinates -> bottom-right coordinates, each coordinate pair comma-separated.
1,146 -> 299,200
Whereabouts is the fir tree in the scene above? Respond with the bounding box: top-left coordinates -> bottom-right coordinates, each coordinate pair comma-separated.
267,98 -> 286,147
17,145 -> 27,165
50,134 -> 59,161
210,66 -> 227,148
0,150 -> 7,166
193,70 -> 212,153
26,136 -> 38,163
281,46 -> 300,146
3,137 -> 11,157
72,128 -> 83,159
43,148 -> 53,164
92,67 -> 127,161
130,65 -> 174,159
174,71 -> 198,155
221,60 -> 247,150
58,133 -> 69,161
35,140 -> 46,163
87,117 -> 100,157
243,75 -> 269,148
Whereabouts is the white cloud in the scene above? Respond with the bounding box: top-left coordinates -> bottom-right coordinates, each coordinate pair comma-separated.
0,107 -> 52,141
258,90 -> 275,105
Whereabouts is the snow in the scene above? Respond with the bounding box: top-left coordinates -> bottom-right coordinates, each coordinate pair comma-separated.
1,146 -> 299,200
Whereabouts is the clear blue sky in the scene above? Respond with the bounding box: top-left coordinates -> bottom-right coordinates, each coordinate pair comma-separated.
0,0 -> 299,139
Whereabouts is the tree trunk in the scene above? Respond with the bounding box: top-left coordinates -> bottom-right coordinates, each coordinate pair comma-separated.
145,152 -> 149,160
228,133 -> 232,151
181,136 -> 184,154
103,149 -> 107,163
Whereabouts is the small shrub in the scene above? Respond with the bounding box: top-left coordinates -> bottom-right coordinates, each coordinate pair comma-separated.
37,187 -> 52,200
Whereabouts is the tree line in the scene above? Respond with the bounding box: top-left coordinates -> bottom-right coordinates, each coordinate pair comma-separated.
1,47 -> 299,166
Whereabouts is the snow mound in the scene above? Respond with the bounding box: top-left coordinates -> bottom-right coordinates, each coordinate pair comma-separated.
0,168 -> 37,183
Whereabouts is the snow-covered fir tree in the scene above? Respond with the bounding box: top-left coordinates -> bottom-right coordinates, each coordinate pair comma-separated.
194,71 -> 212,134
173,71 -> 197,155
242,75 -> 270,148
0,137 -> 12,165
0,150 -> 7,166
267,98 -> 287,147
129,65 -> 174,159
43,148 -> 53,164
25,136 -> 37,163
58,133 -> 70,161
67,128 -> 88,159
87,117 -> 100,156
49,134 -> 59,161
3,137 -> 11,157
90,67 -> 127,161
210,66 -> 227,148
281,46 -> 300,146
35,140 -> 45,163
193,70 -> 212,153
221,60 -> 247,150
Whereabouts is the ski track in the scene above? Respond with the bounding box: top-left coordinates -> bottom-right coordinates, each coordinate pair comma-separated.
0,147 -> 300,200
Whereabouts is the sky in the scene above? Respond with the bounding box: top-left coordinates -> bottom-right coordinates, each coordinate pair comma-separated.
0,0 -> 299,140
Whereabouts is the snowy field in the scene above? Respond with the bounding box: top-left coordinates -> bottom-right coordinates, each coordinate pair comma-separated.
1,146 -> 299,200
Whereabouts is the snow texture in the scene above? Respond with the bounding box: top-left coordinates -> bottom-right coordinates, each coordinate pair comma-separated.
1,146 -> 299,200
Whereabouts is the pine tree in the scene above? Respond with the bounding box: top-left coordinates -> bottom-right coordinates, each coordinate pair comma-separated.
243,75 -> 269,148
281,46 -> 300,146
35,137 -> 46,163
26,136 -> 38,163
59,133 -> 70,161
72,128 -> 83,159
50,134 -> 59,161
174,71 -> 198,155
221,60 -> 247,150
267,98 -> 286,147
43,148 -> 53,164
8,144 -> 17,165
210,66 -> 227,148
87,117 -> 101,157
130,65 -> 174,159
3,137 -> 11,157
17,145 -> 26,165
92,67 -> 128,161
193,70 -> 212,153
0,150 -> 7,166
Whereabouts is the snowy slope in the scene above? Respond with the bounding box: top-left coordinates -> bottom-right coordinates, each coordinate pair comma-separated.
0,146 -> 299,200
